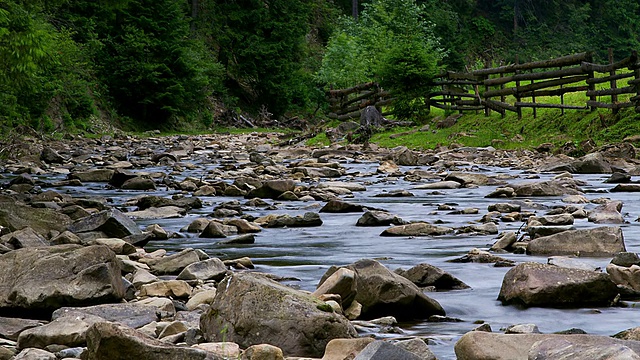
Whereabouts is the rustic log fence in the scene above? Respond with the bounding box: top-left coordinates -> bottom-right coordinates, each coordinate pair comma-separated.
327,50 -> 640,120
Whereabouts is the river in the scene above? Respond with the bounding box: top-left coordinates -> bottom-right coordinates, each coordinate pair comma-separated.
9,150 -> 640,359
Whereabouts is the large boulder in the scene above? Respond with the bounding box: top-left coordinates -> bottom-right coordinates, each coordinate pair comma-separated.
17,313 -> 105,349
529,337 -> 640,360
454,331 -> 640,360
319,259 -> 445,320
0,245 -> 124,313
0,199 -> 71,236
498,262 -> 618,307
200,272 -> 356,358
66,209 -> 141,238
84,322 -> 214,360
52,303 -> 159,329
527,226 -> 625,256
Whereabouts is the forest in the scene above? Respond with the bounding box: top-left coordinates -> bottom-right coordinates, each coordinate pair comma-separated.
1,0 -> 640,133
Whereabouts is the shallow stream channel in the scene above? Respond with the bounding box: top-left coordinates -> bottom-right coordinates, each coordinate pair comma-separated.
8,146 -> 640,359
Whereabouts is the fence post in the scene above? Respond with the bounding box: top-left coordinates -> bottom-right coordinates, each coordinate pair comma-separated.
484,59 -> 491,117
609,48 -> 618,114
515,55 -> 522,120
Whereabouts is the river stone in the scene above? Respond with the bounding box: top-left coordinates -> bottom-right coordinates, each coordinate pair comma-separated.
530,214 -> 574,226
320,200 -> 366,213
322,338 -> 375,360
186,289 -> 217,311
176,258 -> 227,281
320,259 -> 445,320
527,225 -> 574,239
529,337 -> 640,360
317,182 -> 367,191
490,231 -> 517,251
606,264 -> 640,291
241,343 -> 285,360
294,166 -> 342,178
454,331 -> 640,360
611,184 -> 640,192
0,317 -> 44,341
353,340 -> 421,360
120,177 -> 156,191
67,209 -> 141,238
510,180 -> 583,196
126,206 -> 186,220
498,262 -> 618,307
548,256 -> 599,271
612,252 -> 640,267
380,222 -> 453,237
394,263 -> 469,290
245,179 -> 296,199
487,203 -> 521,213
356,211 -> 403,227
84,322 -> 214,360
142,248 -> 201,275
40,147 -> 65,164
395,338 -> 436,360
377,160 -> 400,174
13,348 -> 55,360
200,272 -> 356,358
413,181 -> 461,190
226,218 -> 261,233
445,172 -> 491,186
588,200 -> 624,224
135,196 -> 203,211
17,313 -> 105,349
0,200 -> 71,235
2,227 -> 48,249
527,226 -> 625,256
69,169 -> 114,182
615,327 -> 640,341
0,245 -> 124,312
313,268 -> 357,308
199,221 -> 227,238
139,280 -> 192,298
52,303 -> 159,329
449,248 -> 514,265
256,212 -> 323,228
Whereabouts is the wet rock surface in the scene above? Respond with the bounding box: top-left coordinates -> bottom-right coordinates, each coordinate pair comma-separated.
1,132 -> 640,359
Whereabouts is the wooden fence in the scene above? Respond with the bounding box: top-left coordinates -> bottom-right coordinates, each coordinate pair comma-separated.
327,50 -> 640,120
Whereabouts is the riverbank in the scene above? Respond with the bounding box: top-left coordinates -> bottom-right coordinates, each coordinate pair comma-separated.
2,132 -> 640,359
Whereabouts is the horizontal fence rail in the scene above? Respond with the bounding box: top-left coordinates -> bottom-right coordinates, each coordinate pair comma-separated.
327,49 -> 640,120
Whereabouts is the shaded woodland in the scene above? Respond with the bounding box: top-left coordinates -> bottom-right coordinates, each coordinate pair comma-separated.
1,0 -> 639,131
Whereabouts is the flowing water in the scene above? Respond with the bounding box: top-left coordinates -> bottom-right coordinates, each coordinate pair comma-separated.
8,154 -> 640,359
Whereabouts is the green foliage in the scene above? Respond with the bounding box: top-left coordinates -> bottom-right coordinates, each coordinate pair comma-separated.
318,0 -> 443,121
98,0 -> 222,126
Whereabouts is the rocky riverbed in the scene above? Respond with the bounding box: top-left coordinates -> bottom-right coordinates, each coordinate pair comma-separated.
2,132 -> 640,359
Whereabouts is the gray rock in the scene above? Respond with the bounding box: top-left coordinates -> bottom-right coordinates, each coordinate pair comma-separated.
455,332 -> 640,360
52,303 -> 159,329
527,226 -> 626,256
246,179 -> 296,200
67,209 -> 141,238
413,181 -> 462,190
510,180 -> 583,197
527,225 -> 574,239
529,337 -> 640,360
531,214 -> 574,226
588,200 -> 624,224
356,211 -> 403,227
176,258 -> 227,281
498,262 -> 618,307
84,322 -> 214,360
445,172 -> 491,186
135,196 -> 202,210
320,200 -> 366,213
121,177 -> 156,191
611,184 -> 640,192
353,340 -> 421,360
380,222 -> 453,236
0,317 -> 44,341
68,169 -> 115,182
200,272 -> 356,358
40,147 -> 64,164
17,313 -> 105,349
216,234 -> 255,245
488,203 -> 521,213
394,338 -> 436,360
395,263 -> 469,290
319,259 -> 445,320
2,227 -> 48,249
548,256 -> 600,271
0,199 -> 71,236
612,252 -> 640,267
0,245 -> 124,312
257,212 -> 323,228
142,248 -> 201,275
13,348 -> 55,360
313,268 -> 357,308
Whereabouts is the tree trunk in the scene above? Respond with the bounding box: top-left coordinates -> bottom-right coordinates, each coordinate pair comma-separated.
352,0 -> 358,20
